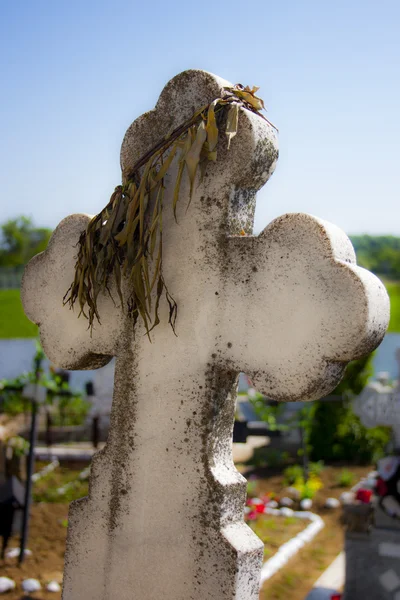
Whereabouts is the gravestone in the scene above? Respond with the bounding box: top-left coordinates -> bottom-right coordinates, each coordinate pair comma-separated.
344,350 -> 400,599
21,70 -> 389,600
353,367 -> 400,448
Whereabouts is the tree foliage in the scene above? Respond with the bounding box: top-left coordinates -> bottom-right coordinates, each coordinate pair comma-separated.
307,354 -> 391,463
350,235 -> 400,279
0,216 -> 52,267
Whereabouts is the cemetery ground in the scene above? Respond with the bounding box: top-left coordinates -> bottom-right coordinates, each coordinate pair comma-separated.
0,455 -> 371,600
240,463 -> 373,600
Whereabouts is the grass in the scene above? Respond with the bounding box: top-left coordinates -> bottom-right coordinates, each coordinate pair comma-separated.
384,280 -> 400,333
0,289 -> 37,338
33,461 -> 89,503
335,468 -> 355,487
248,514 -> 306,560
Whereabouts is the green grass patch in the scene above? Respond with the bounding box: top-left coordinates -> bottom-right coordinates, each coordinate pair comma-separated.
335,468 -> 355,488
385,280 -> 400,333
33,461 -> 89,503
249,514 -> 306,560
0,289 -> 37,338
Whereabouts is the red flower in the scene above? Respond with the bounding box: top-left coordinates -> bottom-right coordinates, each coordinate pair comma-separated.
247,511 -> 258,521
376,477 -> 388,497
255,503 -> 265,514
355,489 -> 372,504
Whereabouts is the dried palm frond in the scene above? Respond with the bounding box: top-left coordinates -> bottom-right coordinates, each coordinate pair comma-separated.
64,84 -> 275,337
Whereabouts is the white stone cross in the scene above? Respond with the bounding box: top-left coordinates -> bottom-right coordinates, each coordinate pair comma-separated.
21,70 -> 389,600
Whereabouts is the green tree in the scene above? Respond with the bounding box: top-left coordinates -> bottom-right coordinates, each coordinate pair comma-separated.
308,354 -> 391,463
350,235 -> 400,279
0,216 -> 52,267
248,353 -> 390,464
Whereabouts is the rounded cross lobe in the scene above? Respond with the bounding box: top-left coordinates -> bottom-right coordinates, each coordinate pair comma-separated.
218,213 -> 390,401
21,214 -> 125,370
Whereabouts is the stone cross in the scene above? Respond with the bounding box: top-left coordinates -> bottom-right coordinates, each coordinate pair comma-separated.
21,70 -> 389,600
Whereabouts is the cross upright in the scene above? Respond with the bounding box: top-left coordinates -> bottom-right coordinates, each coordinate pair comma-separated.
21,70 -> 389,600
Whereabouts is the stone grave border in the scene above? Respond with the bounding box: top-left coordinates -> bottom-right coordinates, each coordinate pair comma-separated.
31,458 -> 59,482
259,508 -> 324,585
56,465 -> 90,497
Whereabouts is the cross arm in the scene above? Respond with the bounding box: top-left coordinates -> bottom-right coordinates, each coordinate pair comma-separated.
21,214 -> 125,370
218,212 -> 389,401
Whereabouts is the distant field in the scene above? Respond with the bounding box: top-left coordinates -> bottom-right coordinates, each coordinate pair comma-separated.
384,280 -> 400,333
0,289 -> 38,338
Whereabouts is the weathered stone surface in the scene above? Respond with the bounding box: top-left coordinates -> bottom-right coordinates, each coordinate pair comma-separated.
344,528 -> 400,599
353,374 -> 400,446
21,70 -> 390,600
342,503 -> 374,533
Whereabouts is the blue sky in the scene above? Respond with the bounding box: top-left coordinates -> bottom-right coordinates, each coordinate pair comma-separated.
1,0 -> 399,235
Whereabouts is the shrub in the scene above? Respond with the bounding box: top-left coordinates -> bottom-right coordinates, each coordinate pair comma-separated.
249,447 -> 289,469
309,461 -> 325,477
283,465 -> 303,486
50,395 -> 90,426
246,480 -> 258,498
307,354 -> 391,464
6,435 -> 29,457
293,475 -> 323,500
0,389 -> 30,415
336,469 -> 355,488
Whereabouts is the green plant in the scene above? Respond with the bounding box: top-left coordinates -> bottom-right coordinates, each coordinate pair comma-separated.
50,395 -> 90,426
336,469 -> 355,488
0,341 -> 88,425
307,353 -> 391,463
6,435 -> 29,457
283,465 -> 303,486
309,461 -> 325,477
32,463 -> 89,503
293,475 -> 323,500
246,480 -> 258,498
249,447 -> 289,469
45,367 -> 89,426
248,393 -> 287,432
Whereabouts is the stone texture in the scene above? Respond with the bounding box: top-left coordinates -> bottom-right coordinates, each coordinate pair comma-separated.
353,375 -> 400,446
21,70 -> 390,600
344,529 -> 400,599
